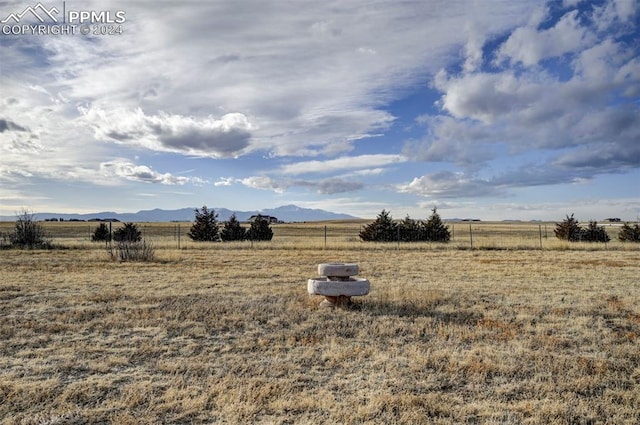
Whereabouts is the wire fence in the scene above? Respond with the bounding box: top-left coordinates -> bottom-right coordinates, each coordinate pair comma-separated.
5,220 -> 633,250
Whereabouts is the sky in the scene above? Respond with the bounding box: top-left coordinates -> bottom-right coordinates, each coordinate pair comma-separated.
0,0 -> 639,221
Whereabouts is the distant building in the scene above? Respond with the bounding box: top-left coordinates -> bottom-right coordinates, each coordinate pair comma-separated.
605,218 -> 621,222
248,215 -> 279,224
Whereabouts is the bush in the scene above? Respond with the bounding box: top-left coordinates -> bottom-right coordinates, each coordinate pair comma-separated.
188,206 -> 219,242
10,210 -> 51,249
108,239 -> 155,262
113,222 -> 142,242
246,214 -> 273,241
618,222 -> 640,242
92,223 -> 112,242
220,213 -> 246,241
422,207 -> 451,242
360,209 -> 397,242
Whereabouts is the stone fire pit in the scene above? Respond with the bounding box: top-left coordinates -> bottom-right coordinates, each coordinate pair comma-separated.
307,263 -> 370,307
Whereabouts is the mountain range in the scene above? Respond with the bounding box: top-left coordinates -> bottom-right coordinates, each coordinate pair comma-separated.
0,205 -> 358,223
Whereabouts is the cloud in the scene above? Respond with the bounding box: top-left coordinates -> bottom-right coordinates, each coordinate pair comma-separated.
99,160 -> 206,185
1,0 -> 637,219
296,178 -> 364,194
84,108 -> 252,158
214,177 -> 235,187
0,118 -> 28,132
434,70 -> 548,124
0,0 -> 541,161
239,176 -> 286,193
280,154 -> 406,175
236,175 -> 364,195
398,171 -> 501,198
497,10 -> 594,66
407,3 -> 640,182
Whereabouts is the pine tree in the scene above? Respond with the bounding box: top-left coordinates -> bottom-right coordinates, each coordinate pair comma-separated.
554,214 -> 582,241
618,222 -> 640,242
582,221 -> 610,242
359,209 -> 397,242
113,222 -> 142,242
188,206 -> 219,241
92,223 -> 111,242
398,215 -> 421,241
220,213 -> 246,241
246,214 -> 273,241
422,207 -> 451,242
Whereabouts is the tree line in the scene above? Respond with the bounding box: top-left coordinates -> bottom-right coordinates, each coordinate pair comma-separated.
359,208 -> 451,242
554,213 -> 640,243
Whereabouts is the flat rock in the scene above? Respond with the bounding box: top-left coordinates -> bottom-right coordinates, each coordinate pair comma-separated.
307,277 -> 370,296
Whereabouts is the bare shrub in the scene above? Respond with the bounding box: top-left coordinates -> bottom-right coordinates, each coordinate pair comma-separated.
107,239 -> 155,262
10,210 -> 52,249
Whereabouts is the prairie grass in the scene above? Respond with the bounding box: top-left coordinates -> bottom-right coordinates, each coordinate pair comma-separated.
0,220 -> 637,251
1,247 -> 639,424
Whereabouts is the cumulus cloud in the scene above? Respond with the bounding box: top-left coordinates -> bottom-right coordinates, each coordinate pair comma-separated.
84,108 -> 252,158
408,3 -> 640,181
398,171 -> 501,198
434,71 -> 540,124
497,10 -> 594,66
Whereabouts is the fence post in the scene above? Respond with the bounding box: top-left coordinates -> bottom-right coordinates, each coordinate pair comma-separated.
177,224 -> 181,249
539,224 -> 543,249
469,224 -> 473,249
324,225 -> 327,248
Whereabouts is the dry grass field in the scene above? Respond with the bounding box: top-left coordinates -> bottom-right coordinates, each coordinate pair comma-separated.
0,220 -> 634,250
1,237 -> 639,423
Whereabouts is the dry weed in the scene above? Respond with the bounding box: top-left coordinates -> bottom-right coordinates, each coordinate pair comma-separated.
0,248 -> 638,424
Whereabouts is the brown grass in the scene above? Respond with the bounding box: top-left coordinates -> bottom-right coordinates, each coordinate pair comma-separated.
1,247 -> 639,424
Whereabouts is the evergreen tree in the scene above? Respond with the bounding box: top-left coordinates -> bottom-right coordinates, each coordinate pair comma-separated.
398,215 -> 421,241
246,214 -> 273,241
220,213 -> 246,241
554,214 -> 582,241
113,222 -> 142,242
581,221 -> 610,242
359,209 -> 397,242
188,206 -> 220,242
92,223 -> 111,242
422,207 -> 451,242
618,222 -> 640,242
